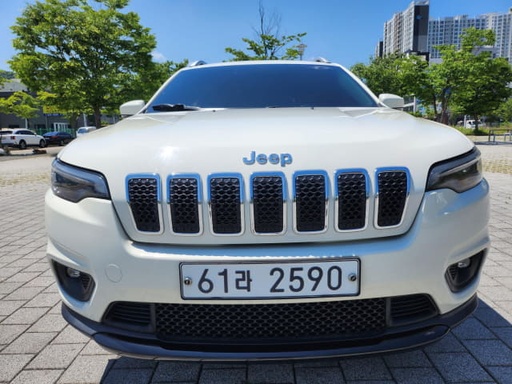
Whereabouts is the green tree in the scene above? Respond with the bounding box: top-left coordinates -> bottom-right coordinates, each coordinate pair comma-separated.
9,0 -> 156,128
120,60 -> 189,106
449,29 -> 512,129
352,29 -> 512,125
495,98 -> 512,124
225,3 -> 306,61
0,70 -> 15,86
0,91 -> 40,124
417,28 -> 512,124
351,54 -> 428,97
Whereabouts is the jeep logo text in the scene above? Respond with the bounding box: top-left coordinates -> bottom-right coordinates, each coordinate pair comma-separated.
243,151 -> 293,167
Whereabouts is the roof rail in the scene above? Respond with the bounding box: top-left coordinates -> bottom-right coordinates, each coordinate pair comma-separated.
315,57 -> 331,63
188,60 -> 207,67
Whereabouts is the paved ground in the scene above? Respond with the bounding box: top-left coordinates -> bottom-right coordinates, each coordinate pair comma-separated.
0,141 -> 511,384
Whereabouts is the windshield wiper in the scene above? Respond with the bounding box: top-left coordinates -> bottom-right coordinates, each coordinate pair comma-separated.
150,104 -> 201,112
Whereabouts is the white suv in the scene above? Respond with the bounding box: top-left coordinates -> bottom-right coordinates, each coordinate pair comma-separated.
46,61 -> 489,360
0,128 -> 46,149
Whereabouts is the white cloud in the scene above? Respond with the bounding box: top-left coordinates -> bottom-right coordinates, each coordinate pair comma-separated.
151,51 -> 167,62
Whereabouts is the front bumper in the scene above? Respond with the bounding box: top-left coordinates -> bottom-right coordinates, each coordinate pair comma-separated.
46,179 -> 490,359
63,295 -> 478,360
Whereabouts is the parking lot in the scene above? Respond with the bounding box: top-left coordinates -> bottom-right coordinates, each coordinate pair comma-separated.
0,142 -> 511,383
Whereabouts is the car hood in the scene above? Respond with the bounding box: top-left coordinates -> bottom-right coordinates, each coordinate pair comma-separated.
60,107 -> 472,174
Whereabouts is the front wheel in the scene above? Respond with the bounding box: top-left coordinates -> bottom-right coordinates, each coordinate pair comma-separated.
59,140 -> 65,146
19,140 -> 27,150
39,139 -> 46,148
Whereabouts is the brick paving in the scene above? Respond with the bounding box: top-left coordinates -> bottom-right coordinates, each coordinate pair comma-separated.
0,142 -> 511,383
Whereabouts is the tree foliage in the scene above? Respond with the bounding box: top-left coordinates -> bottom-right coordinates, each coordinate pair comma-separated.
120,60 -> 189,106
0,91 -> 40,120
448,29 -> 512,128
225,3 -> 306,61
9,0 -> 157,127
351,54 -> 428,97
495,98 -> 512,123
351,28 -> 512,125
0,71 -> 15,88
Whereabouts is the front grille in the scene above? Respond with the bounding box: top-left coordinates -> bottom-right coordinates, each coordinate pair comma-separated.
209,177 -> 242,234
126,169 -> 409,236
169,177 -> 200,234
252,176 -> 284,233
155,299 -> 385,340
377,171 -> 408,227
337,172 -> 367,230
127,177 -> 160,232
103,294 -> 438,343
295,175 -> 327,232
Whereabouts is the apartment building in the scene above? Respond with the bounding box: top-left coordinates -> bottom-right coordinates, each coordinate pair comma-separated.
382,1 -> 430,56
379,2 -> 512,63
428,11 -> 512,61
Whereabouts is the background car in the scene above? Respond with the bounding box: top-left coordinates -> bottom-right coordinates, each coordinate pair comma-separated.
76,126 -> 97,137
465,119 -> 485,129
0,128 -> 46,149
42,131 -> 74,146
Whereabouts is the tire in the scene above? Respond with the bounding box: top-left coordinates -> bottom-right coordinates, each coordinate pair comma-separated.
39,139 -> 46,148
59,140 -> 65,146
19,140 -> 27,150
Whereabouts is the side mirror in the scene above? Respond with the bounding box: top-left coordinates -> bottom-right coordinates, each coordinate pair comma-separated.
120,100 -> 145,117
379,94 -> 404,110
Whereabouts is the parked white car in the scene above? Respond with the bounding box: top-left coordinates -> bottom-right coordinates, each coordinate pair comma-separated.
0,128 -> 46,149
465,120 -> 484,129
46,60 -> 489,360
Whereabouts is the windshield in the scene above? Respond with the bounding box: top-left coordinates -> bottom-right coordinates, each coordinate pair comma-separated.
146,64 -> 378,112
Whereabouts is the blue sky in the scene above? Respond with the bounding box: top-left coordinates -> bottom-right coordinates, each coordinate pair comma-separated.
1,0 -> 511,71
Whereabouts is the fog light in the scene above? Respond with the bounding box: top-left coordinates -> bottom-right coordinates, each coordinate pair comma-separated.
66,268 -> 81,278
445,251 -> 485,292
52,261 -> 95,302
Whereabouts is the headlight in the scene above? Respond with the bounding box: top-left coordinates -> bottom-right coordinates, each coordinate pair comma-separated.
426,148 -> 482,193
51,159 -> 110,202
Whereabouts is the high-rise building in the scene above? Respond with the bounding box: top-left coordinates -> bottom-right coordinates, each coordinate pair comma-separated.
379,4 -> 512,63
428,11 -> 512,61
382,1 -> 430,56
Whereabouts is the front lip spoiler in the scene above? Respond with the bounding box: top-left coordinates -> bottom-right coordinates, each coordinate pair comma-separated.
62,295 -> 478,361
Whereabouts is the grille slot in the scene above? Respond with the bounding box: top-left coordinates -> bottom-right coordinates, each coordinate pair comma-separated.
377,171 -> 408,227
169,177 -> 200,234
127,177 -> 160,232
390,294 -> 438,326
252,176 -> 284,233
104,302 -> 152,326
209,177 -> 242,234
337,172 -> 367,230
295,174 -> 327,232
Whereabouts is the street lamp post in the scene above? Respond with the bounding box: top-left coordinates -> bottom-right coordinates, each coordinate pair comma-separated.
297,43 -> 307,60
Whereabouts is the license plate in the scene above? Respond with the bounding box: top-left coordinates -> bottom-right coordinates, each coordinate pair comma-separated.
180,259 -> 360,299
